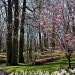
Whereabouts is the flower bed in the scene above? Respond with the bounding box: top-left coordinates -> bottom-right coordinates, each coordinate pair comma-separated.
7,69 -> 75,75
0,55 -> 6,58
32,56 -> 60,65
51,68 -> 75,75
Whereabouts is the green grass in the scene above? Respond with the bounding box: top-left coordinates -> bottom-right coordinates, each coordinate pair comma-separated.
0,52 -> 6,55
0,62 -> 67,73
0,51 -> 75,73
0,58 -> 6,63
1,56 -> 75,73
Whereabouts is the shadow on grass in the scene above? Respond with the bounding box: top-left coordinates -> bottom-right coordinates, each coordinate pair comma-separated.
0,58 -> 6,64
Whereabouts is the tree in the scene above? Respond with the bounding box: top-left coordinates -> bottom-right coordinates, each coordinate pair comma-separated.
19,0 -> 26,63
38,1 -> 43,52
55,0 -> 75,68
44,32 -> 48,48
0,15 -> 2,52
11,0 -> 19,65
37,0 -> 75,68
6,0 -> 13,65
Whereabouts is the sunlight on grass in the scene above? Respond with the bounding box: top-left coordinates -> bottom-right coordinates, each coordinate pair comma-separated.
0,57 -> 71,72
0,52 -> 75,73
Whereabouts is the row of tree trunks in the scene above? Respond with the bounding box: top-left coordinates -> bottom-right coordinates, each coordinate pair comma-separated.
6,0 -> 55,65
7,0 -> 26,65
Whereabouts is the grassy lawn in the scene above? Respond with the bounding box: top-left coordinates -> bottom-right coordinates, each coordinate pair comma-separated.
0,52 -> 75,73
0,61 -> 67,73
0,52 -> 6,55
0,58 -> 6,63
0,56 -> 75,73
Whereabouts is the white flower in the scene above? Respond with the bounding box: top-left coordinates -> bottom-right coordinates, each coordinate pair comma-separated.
69,68 -> 75,73
66,73 -> 70,75
60,69 -> 67,75
51,71 -> 60,75
43,71 -> 49,75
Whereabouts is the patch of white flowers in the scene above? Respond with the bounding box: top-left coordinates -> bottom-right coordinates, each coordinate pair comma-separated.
51,68 -> 75,75
51,69 -> 67,75
69,68 -> 75,73
9,68 -> 75,75
9,70 -> 50,75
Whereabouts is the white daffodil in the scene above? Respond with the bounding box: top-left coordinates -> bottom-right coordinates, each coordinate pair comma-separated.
69,69 -> 75,73
60,69 -> 67,74
51,71 -> 60,75
66,73 -> 70,75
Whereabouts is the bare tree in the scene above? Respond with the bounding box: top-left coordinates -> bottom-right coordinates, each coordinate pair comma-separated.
11,0 -> 19,65
7,0 -> 12,65
19,0 -> 26,63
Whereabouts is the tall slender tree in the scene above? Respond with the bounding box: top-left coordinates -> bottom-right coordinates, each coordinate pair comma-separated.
7,0 -> 12,65
19,0 -> 26,63
11,0 -> 19,65
0,15 -> 2,52
39,2 -> 43,52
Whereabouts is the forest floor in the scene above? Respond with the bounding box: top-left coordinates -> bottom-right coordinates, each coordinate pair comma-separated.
0,57 -> 75,74
0,51 -> 75,73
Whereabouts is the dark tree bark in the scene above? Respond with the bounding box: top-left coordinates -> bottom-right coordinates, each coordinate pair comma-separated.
67,49 -> 71,68
19,0 -> 26,63
0,35 -> 2,52
0,16 -> 2,52
44,33 -> 46,47
44,33 -> 48,48
27,32 -> 29,50
11,0 -> 19,65
29,39 -> 32,62
38,2 -> 43,52
68,54 -> 71,68
7,0 -> 12,65
39,25 -> 43,52
51,25 -> 55,50
34,39 -> 37,52
65,49 -> 71,69
66,53 -> 71,68
27,32 -> 29,62
46,35 -> 48,48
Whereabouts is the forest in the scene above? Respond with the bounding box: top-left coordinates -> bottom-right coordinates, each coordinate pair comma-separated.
0,0 -> 75,75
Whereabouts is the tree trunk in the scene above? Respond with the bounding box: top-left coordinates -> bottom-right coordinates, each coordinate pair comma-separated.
44,33 -> 46,47
19,0 -> 26,63
26,32 -> 29,62
44,33 -> 48,48
7,0 -> 12,65
34,39 -> 37,52
68,54 -> 71,68
0,15 -> 2,52
39,25 -> 43,52
51,25 -> 55,50
46,36 -> 48,48
11,0 -> 19,65
0,34 -> 2,52
66,52 -> 71,68
29,39 -> 32,62
38,2 -> 43,52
